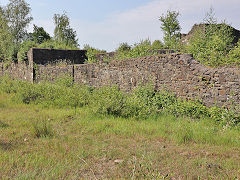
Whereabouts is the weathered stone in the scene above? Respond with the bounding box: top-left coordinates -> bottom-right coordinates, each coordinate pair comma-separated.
1,50 -> 240,108
219,89 -> 226,96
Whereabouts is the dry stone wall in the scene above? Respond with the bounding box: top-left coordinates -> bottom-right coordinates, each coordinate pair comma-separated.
34,65 -> 74,83
74,54 -> 240,107
1,51 -> 240,108
0,62 -> 33,82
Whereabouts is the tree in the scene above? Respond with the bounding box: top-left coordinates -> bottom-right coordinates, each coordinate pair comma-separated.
0,7 -> 14,61
4,0 -> 33,44
159,10 -> 181,49
30,25 -> 51,44
53,12 -> 78,47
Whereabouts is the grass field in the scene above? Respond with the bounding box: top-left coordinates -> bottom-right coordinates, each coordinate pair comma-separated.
0,93 -> 240,179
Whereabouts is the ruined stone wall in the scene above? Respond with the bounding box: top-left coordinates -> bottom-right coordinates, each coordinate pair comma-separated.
74,54 -> 240,107
34,65 -> 74,83
1,52 -> 240,107
0,62 -> 33,82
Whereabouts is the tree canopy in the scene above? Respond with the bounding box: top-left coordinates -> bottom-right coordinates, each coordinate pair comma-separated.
159,10 -> 181,49
4,0 -> 33,44
53,12 -> 78,47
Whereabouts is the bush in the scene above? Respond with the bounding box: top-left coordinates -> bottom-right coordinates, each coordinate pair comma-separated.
84,44 -> 106,63
90,86 -> 126,116
0,76 -> 22,94
38,39 -> 79,50
116,39 -> 156,60
116,42 -> 131,53
17,40 -> 37,63
1,76 -> 239,129
122,85 -> 157,119
226,40 -> 240,65
185,23 -> 234,66
184,9 -> 235,67
151,40 -> 164,50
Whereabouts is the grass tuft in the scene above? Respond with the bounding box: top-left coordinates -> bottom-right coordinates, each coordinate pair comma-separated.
32,119 -> 54,138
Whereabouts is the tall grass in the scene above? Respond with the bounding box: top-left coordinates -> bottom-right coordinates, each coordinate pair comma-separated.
0,76 -> 239,130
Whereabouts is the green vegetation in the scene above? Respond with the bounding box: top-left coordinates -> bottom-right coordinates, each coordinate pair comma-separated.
53,12 -> 79,47
29,24 -> 51,44
116,39 -> 156,60
83,44 -> 107,63
0,0 -> 79,63
4,0 -> 33,44
184,8 -> 238,66
0,77 -> 240,179
0,76 -> 239,128
0,8 -> 14,61
159,10 -> 181,49
85,39 -> 166,63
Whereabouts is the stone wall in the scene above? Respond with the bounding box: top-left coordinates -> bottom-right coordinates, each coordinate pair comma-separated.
0,62 -> 33,82
74,54 -> 240,107
35,65 -> 74,83
1,52 -> 240,108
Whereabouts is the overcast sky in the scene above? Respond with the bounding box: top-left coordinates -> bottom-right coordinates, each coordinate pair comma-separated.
1,0 -> 240,51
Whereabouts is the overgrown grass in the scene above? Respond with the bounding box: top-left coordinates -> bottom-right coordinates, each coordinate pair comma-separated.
0,92 -> 239,179
32,119 -> 54,138
0,76 -> 239,129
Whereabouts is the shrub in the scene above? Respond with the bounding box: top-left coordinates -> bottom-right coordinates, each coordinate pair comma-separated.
0,76 -> 22,94
38,39 -> 79,50
151,40 -> 164,50
116,42 -> 131,53
227,40 -> 240,65
17,40 -> 37,63
184,9 -> 235,66
90,86 -> 125,116
84,44 -> 106,63
185,23 -> 234,66
1,76 -> 240,128
122,85 -> 157,119
116,39 -> 155,60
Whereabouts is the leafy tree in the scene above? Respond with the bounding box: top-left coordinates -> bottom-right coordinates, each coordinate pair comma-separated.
53,12 -> 78,47
159,10 -> 181,49
30,25 -> 51,44
4,0 -> 33,44
0,7 -> 14,61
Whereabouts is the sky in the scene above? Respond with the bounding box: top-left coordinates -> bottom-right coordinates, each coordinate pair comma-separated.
0,0 -> 240,51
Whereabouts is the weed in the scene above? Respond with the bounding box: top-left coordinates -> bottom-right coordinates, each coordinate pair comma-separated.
32,119 -> 54,138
